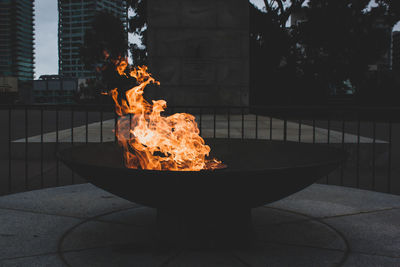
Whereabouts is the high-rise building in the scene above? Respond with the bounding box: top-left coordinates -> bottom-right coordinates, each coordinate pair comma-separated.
392,31 -> 400,71
0,0 -> 35,81
58,0 -> 128,79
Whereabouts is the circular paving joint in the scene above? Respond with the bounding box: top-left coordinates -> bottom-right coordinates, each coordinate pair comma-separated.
58,206 -> 349,266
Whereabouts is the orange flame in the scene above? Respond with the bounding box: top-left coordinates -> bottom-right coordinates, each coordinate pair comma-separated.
107,59 -> 225,171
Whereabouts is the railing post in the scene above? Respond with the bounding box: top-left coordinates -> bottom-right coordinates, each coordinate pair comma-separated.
85,109 -> 89,144
199,107 -> 202,136
312,119 -> 315,144
25,107 -> 28,190
100,106 -> 103,143
372,120 -> 376,190
283,117 -> 287,142
269,116 -> 272,140
356,116 -> 361,188
213,107 -> 216,139
8,107 -> 12,193
40,107 -> 44,188
340,116 -> 345,186
241,107 -> 245,140
327,117 -> 330,144
114,111 -> 117,143
387,120 -> 392,193
298,119 -> 301,143
325,116 -> 331,184
227,107 -> 230,139
255,113 -> 258,139
56,107 -> 59,185
71,106 -> 74,145
71,106 -> 74,183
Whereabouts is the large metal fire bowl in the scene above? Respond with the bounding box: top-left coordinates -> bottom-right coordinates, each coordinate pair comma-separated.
58,139 -> 345,210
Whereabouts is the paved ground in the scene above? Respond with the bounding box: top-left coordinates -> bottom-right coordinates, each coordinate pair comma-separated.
0,183 -> 399,266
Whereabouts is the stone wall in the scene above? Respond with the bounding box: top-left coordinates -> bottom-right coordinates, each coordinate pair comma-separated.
147,0 -> 249,107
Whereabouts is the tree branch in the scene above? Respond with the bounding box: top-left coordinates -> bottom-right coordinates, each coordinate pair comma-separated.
276,0 -> 285,15
280,0 -> 306,27
264,0 -> 274,13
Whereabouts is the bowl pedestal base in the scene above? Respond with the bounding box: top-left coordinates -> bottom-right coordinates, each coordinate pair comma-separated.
156,208 -> 254,248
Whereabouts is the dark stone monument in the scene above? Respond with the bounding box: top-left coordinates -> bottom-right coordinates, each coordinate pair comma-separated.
147,0 -> 249,107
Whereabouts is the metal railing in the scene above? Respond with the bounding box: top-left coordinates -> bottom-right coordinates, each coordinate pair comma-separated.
1,104 -> 398,196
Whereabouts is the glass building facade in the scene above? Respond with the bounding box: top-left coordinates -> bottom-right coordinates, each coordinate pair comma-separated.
58,0 -> 128,79
0,0 -> 35,81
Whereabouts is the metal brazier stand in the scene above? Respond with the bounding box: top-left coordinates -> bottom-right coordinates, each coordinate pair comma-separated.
59,139 -> 345,247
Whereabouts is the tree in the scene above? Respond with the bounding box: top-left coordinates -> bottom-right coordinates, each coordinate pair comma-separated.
260,0 -> 307,27
251,0 -> 400,104
376,0 -> 400,26
81,11 -> 128,67
80,11 -> 128,95
298,0 -> 400,98
250,1 -> 308,105
127,0 -> 147,65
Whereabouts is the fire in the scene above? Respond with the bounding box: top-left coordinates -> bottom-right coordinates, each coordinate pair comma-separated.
107,59 -> 225,171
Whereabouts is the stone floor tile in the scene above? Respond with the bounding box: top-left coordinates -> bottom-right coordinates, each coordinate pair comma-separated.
0,209 -> 79,260
255,216 -> 346,251
63,246 -> 174,267
163,250 -> 245,267
61,219 -> 158,252
343,252 -> 400,267
252,206 -> 305,226
323,208 -> 400,258
0,254 -> 65,267
269,184 -> 400,218
0,184 -> 136,218
98,206 -> 157,227
234,243 -> 345,267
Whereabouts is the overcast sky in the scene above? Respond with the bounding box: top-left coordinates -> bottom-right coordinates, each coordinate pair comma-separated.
34,0 -> 400,79
35,0 -> 58,78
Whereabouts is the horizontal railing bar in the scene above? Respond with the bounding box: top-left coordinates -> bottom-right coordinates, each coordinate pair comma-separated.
3,104 -> 400,115
4,104 -> 400,110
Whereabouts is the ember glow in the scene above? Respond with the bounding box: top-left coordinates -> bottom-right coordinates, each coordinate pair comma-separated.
107,59 -> 225,171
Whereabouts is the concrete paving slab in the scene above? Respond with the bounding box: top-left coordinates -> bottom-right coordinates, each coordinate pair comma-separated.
269,184 -> 400,218
98,206 -> 157,227
255,212 -> 347,251
323,208 -> 400,258
61,218 -> 158,251
164,251 -> 245,266
13,115 -> 386,144
0,254 -> 65,267
62,246 -> 175,267
343,253 -> 400,267
252,206 -> 304,226
234,244 -> 345,267
0,208 -> 79,260
0,184 -> 136,219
